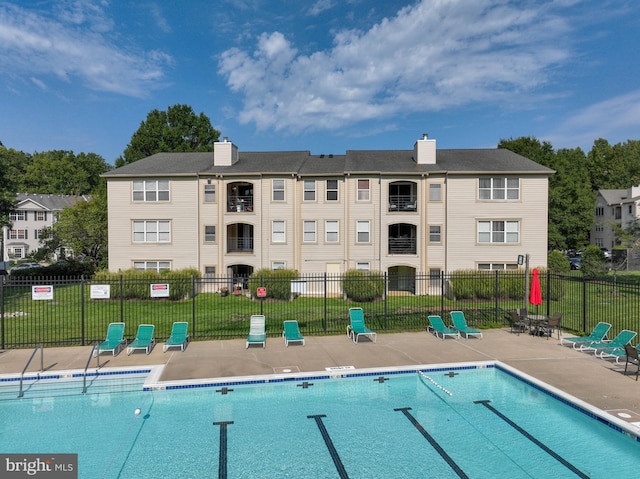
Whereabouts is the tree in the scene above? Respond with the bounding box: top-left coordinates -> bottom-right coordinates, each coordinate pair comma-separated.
116,104 -> 220,166
0,146 -> 26,228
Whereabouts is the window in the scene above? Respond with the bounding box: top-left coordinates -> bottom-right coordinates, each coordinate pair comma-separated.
595,206 -> 604,216
204,266 -> 216,275
429,184 -> 442,201
303,220 -> 316,242
34,229 -> 43,239
303,180 -> 316,201
478,177 -> 519,200
133,180 -> 169,202
478,263 -> 519,271
356,220 -> 370,243
614,206 -> 622,220
204,184 -> 216,202
133,261 -> 171,272
35,211 -> 47,221
478,220 -> 519,244
429,268 -> 441,287
272,179 -> 285,201
326,180 -> 338,201
356,262 -> 370,271
429,225 -> 441,243
204,225 -> 216,242
10,247 -> 24,259
9,229 -> 27,239
9,212 -> 26,221
272,261 -> 286,270
325,220 -> 339,242
357,179 -> 370,201
132,220 -> 171,243
272,220 -> 286,242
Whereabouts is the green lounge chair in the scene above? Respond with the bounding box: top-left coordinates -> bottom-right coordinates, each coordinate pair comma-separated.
282,320 -> 305,347
560,322 -> 611,349
95,322 -> 126,356
427,315 -> 460,340
163,322 -> 189,352
597,343 -> 640,365
127,324 -> 156,355
582,329 -> 637,354
449,311 -> 482,339
246,315 -> 266,348
347,308 -> 377,343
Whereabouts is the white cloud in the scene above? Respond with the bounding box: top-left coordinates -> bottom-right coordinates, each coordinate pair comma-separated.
0,3 -> 171,97
218,0 -> 576,132
309,0 -> 335,16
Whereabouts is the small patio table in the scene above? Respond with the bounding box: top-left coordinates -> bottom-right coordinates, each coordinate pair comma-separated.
526,314 -> 549,336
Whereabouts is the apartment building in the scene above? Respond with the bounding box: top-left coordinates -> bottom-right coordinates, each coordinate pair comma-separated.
592,185 -> 640,250
102,135 -> 553,293
2,193 -> 88,261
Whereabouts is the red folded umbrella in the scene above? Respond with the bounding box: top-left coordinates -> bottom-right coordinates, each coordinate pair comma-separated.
529,268 -> 542,306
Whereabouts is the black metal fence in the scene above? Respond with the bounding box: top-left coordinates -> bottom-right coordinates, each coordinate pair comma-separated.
2,271 -> 640,348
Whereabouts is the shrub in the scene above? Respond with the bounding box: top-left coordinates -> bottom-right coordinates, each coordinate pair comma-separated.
92,268 -> 201,300
248,269 -> 299,300
342,269 -> 384,302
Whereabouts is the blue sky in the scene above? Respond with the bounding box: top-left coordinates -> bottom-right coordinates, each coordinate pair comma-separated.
1,0 -> 639,164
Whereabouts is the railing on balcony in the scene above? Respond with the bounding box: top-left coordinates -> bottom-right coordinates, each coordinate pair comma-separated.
388,195 -> 417,212
388,237 -> 417,254
227,195 -> 254,212
227,236 -> 254,253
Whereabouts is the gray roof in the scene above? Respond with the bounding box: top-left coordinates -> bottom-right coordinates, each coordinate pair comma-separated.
598,189 -> 628,205
16,193 -> 89,211
102,147 -> 554,178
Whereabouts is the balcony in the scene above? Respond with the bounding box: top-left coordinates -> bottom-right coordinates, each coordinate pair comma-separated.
388,195 -> 417,212
227,236 -> 254,253
388,237 -> 417,254
227,195 -> 254,212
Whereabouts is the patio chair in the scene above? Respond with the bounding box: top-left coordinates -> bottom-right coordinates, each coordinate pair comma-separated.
508,310 -> 527,335
95,322 -> 126,357
585,329 -> 637,355
347,308 -> 377,343
560,322 -> 611,349
449,311 -> 482,339
624,344 -> 640,381
282,320 -> 305,347
427,315 -> 460,340
163,322 -> 189,352
127,324 -> 156,355
246,315 -> 267,348
545,312 -> 563,340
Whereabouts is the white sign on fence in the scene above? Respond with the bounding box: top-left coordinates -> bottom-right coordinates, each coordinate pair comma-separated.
150,283 -> 170,298
90,284 -> 111,299
32,285 -> 53,300
290,280 -> 307,294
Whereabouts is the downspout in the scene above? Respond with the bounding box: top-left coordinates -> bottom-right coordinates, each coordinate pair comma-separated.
444,172 -> 449,274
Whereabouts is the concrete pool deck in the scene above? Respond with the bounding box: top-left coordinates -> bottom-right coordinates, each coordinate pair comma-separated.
2,328 -> 640,427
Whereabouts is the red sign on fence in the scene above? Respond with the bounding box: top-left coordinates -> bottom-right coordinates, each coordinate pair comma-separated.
257,287 -> 267,298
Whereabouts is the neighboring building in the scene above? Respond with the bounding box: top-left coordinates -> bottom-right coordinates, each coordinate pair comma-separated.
1,193 -> 89,261
591,185 -> 640,251
102,135 -> 553,293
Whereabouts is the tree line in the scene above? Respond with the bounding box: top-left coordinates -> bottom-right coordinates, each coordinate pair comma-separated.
1,103 -> 639,270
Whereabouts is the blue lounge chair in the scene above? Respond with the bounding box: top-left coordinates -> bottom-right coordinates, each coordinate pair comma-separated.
581,329 -> 637,354
427,315 -> 459,340
163,322 -> 189,352
282,320 -> 305,347
560,322 -> 611,349
127,324 -> 156,355
347,308 -> 377,343
246,315 -> 266,348
450,311 -> 482,339
95,322 -> 126,356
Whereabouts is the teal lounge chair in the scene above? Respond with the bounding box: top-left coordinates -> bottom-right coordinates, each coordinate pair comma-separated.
560,322 -> 611,349
95,322 -> 126,356
427,315 -> 459,340
127,324 -> 156,355
581,329 -> 637,354
597,343 -> 640,365
246,315 -> 266,348
163,322 -> 189,352
450,311 -> 482,339
347,308 -> 377,343
283,320 -> 305,347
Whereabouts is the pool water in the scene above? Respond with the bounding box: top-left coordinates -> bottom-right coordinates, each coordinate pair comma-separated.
1,364 -> 638,478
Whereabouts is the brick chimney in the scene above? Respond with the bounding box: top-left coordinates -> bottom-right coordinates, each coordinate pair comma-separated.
213,137 -> 238,166
414,133 -> 436,164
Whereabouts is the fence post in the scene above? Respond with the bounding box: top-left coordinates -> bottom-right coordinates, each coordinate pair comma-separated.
494,270 -> 499,323
81,275 -> 86,346
323,273 -> 327,332
440,271 -> 445,317
191,275 -> 196,339
120,275 -> 124,322
582,276 -> 587,333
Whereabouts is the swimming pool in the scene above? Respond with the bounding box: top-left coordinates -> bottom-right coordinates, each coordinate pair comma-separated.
1,361 -> 639,478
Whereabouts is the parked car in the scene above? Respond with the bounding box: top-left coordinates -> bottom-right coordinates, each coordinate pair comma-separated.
569,257 -> 581,270
600,248 -> 612,260
9,262 -> 42,273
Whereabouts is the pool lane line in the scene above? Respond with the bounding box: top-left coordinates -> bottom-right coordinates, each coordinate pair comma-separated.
307,414 -> 349,479
474,400 -> 589,479
213,421 -> 234,479
394,407 -> 469,479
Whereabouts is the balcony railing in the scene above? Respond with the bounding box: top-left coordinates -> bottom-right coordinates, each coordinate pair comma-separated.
227,195 -> 254,212
388,195 -> 417,212
227,237 -> 254,253
388,237 -> 417,254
